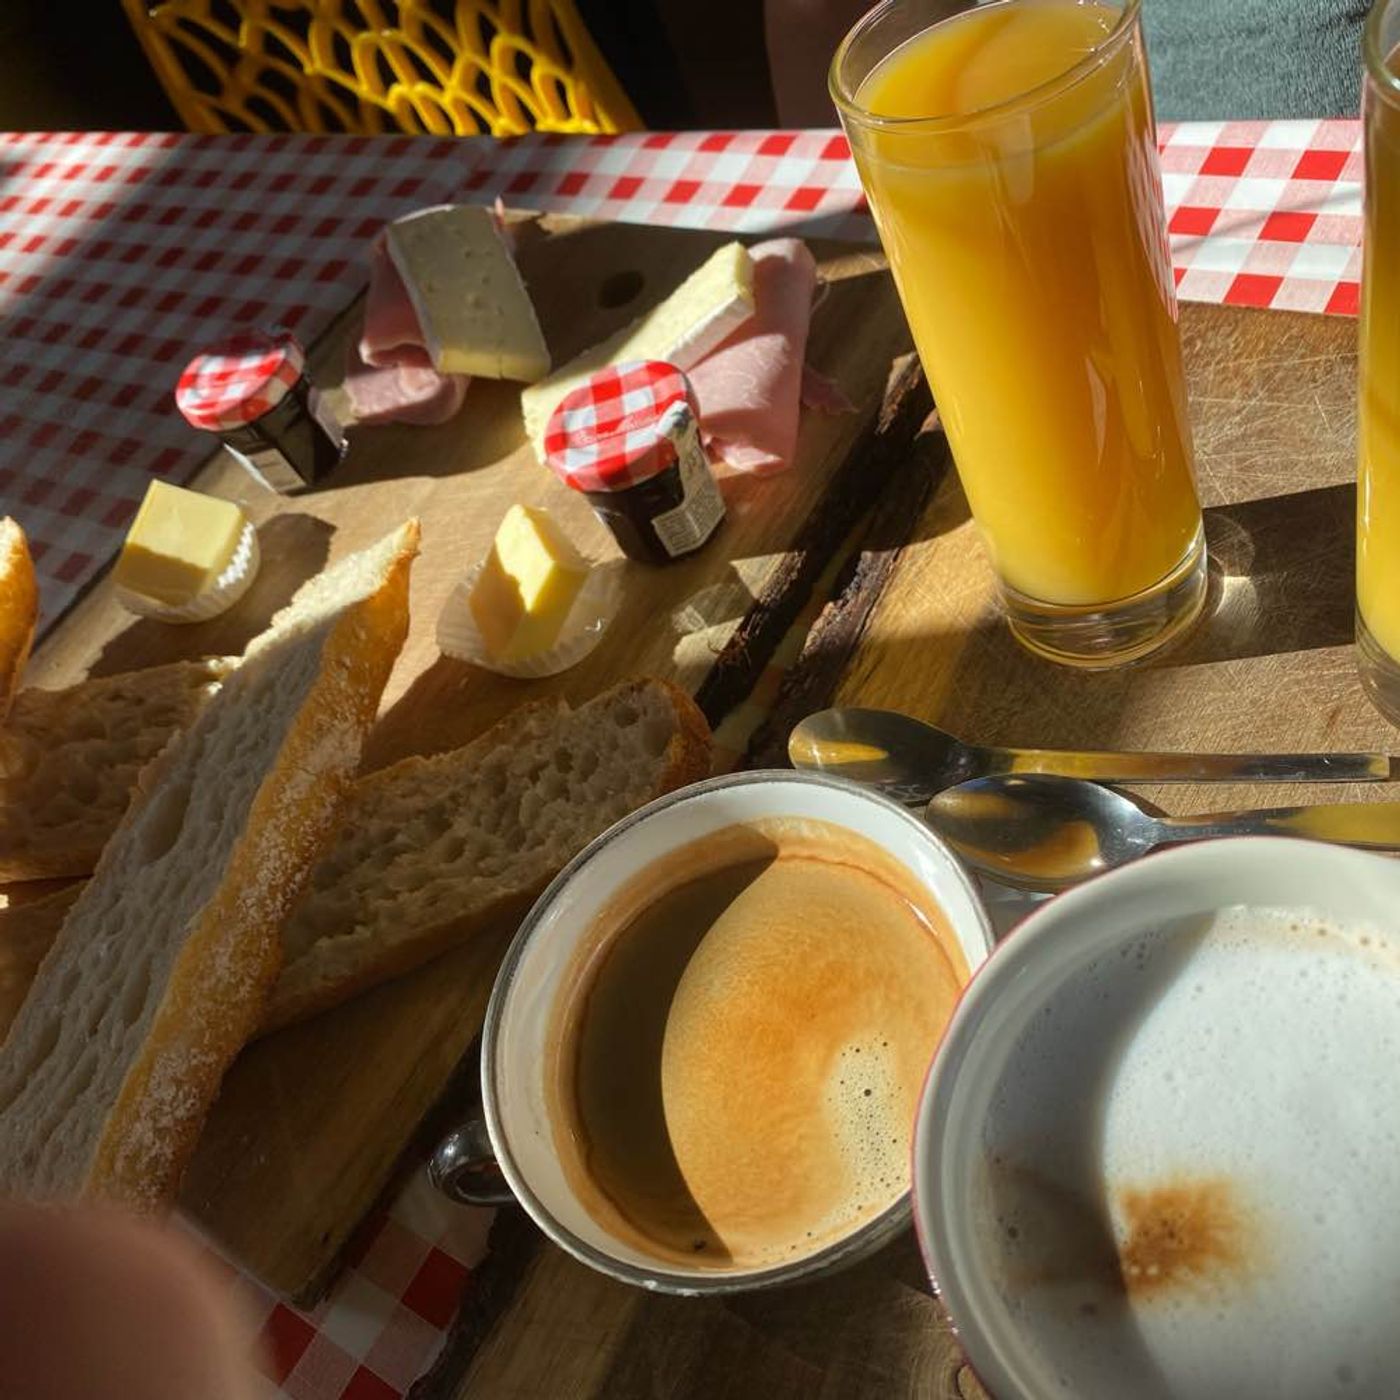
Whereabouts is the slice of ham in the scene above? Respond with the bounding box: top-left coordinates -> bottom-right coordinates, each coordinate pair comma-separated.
353,224 -> 468,425
688,238 -> 824,477
359,232 -> 433,369
344,343 -> 468,426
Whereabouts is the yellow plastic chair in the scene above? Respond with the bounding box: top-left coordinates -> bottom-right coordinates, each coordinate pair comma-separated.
121,0 -> 642,136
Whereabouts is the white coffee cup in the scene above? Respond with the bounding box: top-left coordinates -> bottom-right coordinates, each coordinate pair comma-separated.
438,770 -> 993,1294
914,836 -> 1400,1400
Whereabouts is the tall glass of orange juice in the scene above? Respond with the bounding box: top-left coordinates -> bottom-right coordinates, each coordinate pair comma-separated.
1359,0 -> 1400,721
831,0 -> 1204,667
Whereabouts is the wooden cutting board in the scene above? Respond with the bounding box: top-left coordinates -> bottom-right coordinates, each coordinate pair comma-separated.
25,216 -> 920,1302
423,300 -> 1379,1400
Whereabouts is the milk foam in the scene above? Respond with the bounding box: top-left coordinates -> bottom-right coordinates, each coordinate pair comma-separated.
979,906 -> 1400,1399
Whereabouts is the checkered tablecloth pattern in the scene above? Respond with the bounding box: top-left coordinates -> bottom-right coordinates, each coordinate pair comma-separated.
0,120 -> 1367,629
0,116 -> 1372,1400
181,1176 -> 493,1400
460,128 -> 871,240
1159,119 -> 1363,315
0,130 -> 462,628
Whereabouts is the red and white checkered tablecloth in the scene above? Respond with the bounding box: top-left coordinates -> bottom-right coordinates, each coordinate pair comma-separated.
0,119 -> 1366,630
1159,119 -> 1363,314
0,116 -> 1371,1400
181,1177 -> 493,1400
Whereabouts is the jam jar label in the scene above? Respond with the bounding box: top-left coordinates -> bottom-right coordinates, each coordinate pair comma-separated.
651,415 -> 725,558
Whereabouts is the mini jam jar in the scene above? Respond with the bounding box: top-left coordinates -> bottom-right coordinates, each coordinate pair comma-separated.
175,329 -> 346,491
543,359 -> 725,565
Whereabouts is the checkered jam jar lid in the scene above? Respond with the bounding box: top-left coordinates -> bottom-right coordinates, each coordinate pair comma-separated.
544,360 -> 699,494
175,330 -> 307,433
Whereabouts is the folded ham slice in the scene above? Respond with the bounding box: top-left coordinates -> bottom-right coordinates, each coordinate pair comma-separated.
360,233 -> 432,369
688,238 -> 827,477
344,344 -> 469,426
353,228 -> 468,425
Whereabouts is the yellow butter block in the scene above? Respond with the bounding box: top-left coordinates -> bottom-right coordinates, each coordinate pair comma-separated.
469,505 -> 588,661
112,480 -> 248,605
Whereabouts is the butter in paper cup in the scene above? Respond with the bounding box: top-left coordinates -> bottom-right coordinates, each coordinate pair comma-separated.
437,557 -> 623,678
114,520 -> 261,624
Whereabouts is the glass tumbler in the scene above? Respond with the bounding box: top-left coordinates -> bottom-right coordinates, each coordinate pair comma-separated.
831,0 -> 1205,668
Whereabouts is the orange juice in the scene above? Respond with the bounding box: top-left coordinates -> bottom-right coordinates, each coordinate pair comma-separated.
1359,39 -> 1400,675
845,0 -> 1201,608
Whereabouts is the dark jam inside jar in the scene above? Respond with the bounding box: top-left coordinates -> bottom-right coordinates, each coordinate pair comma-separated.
221,374 -> 344,491
584,461 -> 698,565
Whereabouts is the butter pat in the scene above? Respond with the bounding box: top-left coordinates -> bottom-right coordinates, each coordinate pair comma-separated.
469,505 -> 588,661
385,205 -> 550,383
113,481 -> 248,605
521,241 -> 755,453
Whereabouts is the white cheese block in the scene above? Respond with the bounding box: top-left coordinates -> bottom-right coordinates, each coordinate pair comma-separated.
385,205 -> 551,383
520,240 -> 756,455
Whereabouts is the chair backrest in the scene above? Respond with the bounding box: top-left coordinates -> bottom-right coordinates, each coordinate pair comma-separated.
121,0 -> 641,136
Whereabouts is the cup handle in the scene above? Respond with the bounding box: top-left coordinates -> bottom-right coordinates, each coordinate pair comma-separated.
428,1115 -> 516,1207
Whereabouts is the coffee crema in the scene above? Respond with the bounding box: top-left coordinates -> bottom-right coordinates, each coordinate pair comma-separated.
976,904 -> 1400,1399
548,818 -> 968,1270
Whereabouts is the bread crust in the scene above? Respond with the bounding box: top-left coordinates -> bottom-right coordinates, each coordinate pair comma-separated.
260,677 -> 713,1033
86,523 -> 418,1206
72,523 -> 418,1207
0,519 -> 38,723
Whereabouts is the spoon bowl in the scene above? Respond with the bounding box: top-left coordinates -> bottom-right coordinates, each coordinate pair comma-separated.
788,708 -> 978,804
926,776 -> 1157,890
927,774 -> 1400,890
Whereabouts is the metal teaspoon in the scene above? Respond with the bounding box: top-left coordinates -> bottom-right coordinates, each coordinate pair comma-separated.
926,774 -> 1400,892
789,708 -> 1393,806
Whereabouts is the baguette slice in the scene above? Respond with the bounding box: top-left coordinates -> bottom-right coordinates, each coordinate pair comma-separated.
264,678 -> 711,1032
0,521 -> 419,1206
0,657 -> 232,883
0,518 -> 38,721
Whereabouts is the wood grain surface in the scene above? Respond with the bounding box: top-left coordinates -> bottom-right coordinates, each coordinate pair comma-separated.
432,301 -> 1377,1400
23,217 -> 917,1301
433,1212 -> 987,1400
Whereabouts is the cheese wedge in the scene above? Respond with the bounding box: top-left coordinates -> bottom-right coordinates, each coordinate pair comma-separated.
385,205 -> 551,383
111,481 -> 247,605
469,505 -> 588,661
521,241 -> 756,454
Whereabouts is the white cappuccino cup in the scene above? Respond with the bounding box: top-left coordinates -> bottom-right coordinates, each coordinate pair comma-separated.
915,837 -> 1400,1400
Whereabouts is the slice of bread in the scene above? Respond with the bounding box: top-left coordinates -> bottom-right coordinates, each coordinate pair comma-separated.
0,884 -> 80,1043
0,682 -> 710,1044
264,679 -> 711,1032
0,518 -> 38,721
0,521 -> 419,1207
0,658 -> 232,883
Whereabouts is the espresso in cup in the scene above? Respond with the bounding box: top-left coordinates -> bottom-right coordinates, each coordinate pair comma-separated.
547,816 -> 969,1270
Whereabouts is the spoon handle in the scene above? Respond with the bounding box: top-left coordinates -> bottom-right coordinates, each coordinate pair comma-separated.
999,748 -> 1392,784
1160,802 -> 1400,848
